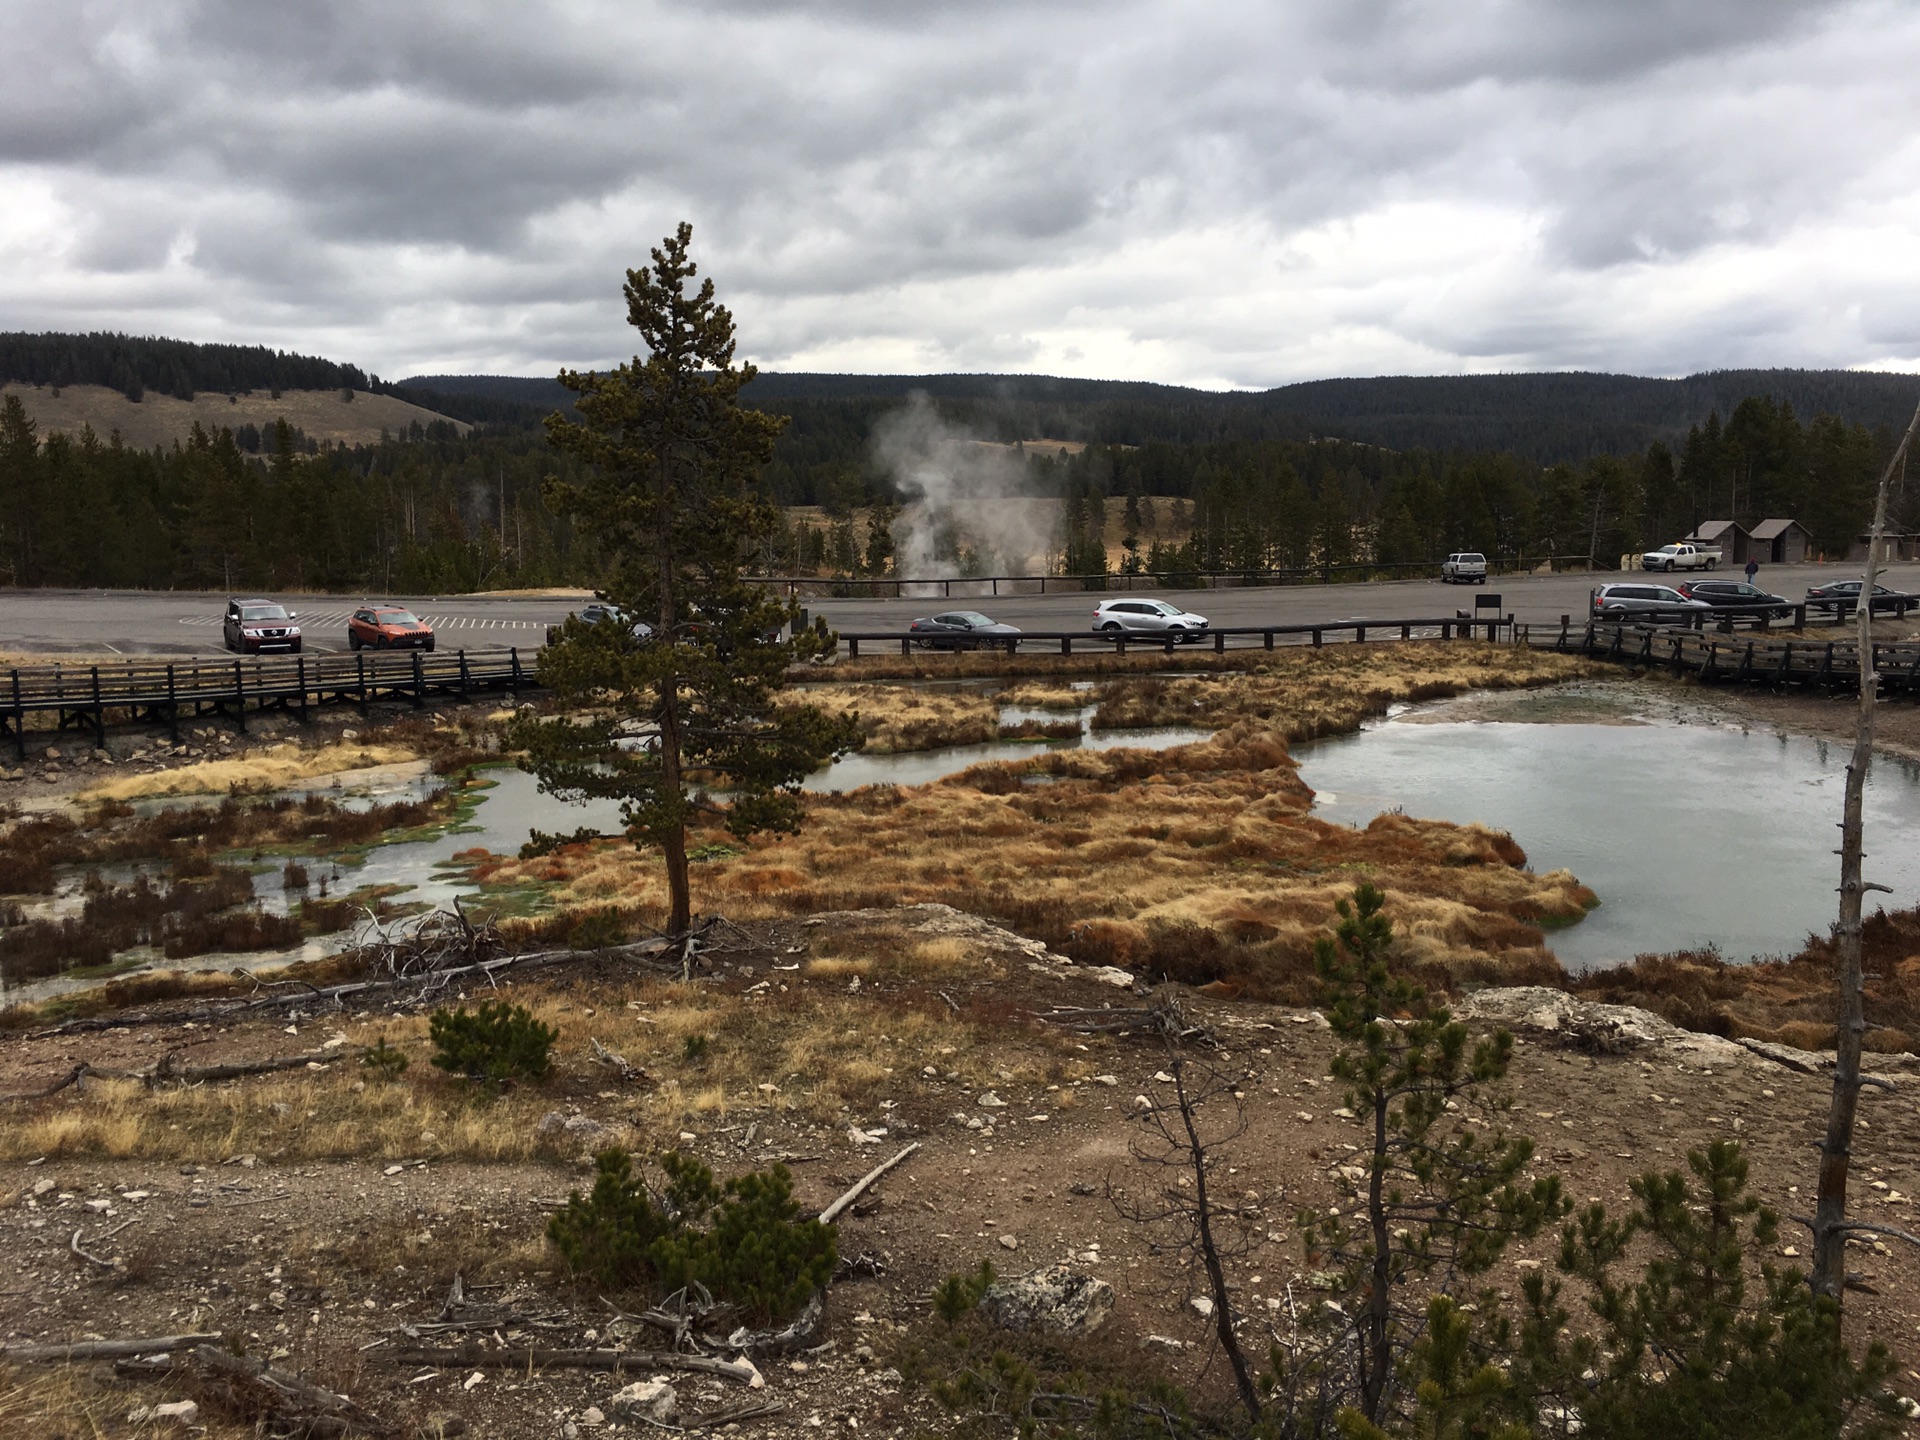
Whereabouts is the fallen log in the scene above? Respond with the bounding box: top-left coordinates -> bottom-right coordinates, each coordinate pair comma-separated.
818,1142 -> 919,1224
28,937 -> 677,1039
0,1063 -> 90,1104
0,1331 -> 223,1362
386,1344 -> 759,1383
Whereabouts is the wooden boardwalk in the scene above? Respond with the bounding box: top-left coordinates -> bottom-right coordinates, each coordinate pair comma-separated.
0,648 -> 536,757
1531,620 -> 1920,695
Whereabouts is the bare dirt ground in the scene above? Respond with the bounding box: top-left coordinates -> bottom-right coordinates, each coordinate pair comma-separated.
1,906 -> 1916,1437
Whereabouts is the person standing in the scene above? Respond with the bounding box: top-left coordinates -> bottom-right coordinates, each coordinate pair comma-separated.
1745,555 -> 1759,585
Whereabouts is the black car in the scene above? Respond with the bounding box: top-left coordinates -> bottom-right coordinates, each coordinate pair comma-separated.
1677,579 -> 1791,617
908,611 -> 1022,651
1804,580 -> 1918,616
223,599 -> 302,654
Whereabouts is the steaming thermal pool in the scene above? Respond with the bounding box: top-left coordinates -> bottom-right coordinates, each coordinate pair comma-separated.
1292,686 -> 1920,971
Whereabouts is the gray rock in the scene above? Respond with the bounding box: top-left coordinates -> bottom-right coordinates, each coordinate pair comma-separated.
609,1379 -> 678,1423
979,1264 -> 1114,1336
536,1110 -> 614,1147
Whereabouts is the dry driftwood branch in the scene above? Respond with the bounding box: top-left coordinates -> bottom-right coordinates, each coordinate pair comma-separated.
386,1345 -> 759,1382
69,1220 -> 136,1271
0,1063 -> 90,1104
146,1049 -> 344,1084
187,1343 -> 385,1435
716,1288 -> 824,1356
1034,994 -> 1207,1041
818,1142 -> 920,1224
684,1400 -> 787,1430
29,935 -> 677,1039
590,1036 -> 645,1082
0,1331 -> 222,1362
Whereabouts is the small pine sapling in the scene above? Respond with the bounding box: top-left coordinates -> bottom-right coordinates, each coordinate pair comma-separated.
546,1148 -> 835,1325
1299,883 -> 1567,1428
1518,1139 -> 1905,1440
429,1000 -> 557,1085
359,1037 -> 409,1080
932,1260 -> 997,1327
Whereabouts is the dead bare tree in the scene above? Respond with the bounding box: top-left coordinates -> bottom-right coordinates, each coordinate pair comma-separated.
1811,395 -> 1920,1304
1108,1050 -> 1267,1421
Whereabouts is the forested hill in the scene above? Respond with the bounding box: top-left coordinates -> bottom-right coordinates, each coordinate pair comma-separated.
0,332 -> 381,401
402,367 -> 1920,463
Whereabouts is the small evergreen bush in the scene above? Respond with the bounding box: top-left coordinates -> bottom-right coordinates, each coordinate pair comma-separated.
547,1148 -> 835,1324
429,1000 -> 557,1084
359,1037 -> 409,1080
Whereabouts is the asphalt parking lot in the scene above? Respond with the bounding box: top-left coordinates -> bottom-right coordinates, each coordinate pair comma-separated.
2,563 -> 1917,657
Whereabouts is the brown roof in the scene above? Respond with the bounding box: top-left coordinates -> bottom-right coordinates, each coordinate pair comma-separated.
1749,518 -> 1809,541
1685,520 -> 1747,539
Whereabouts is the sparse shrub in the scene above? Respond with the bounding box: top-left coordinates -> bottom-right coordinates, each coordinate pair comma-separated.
681,1033 -> 711,1063
547,1148 -> 834,1323
429,1000 -> 556,1084
566,908 -> 628,950
360,1037 -> 409,1080
932,1259 -> 995,1327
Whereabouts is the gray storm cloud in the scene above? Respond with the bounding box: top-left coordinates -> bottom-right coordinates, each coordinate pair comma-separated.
1,0 -> 1917,381
869,394 -> 1052,578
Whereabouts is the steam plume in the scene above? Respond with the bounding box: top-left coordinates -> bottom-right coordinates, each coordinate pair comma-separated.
869,392 -> 1052,579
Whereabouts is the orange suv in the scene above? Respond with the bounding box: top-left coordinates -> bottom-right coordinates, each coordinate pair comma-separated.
348,606 -> 436,651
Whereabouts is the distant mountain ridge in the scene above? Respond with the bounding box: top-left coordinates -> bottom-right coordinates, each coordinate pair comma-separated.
400,367 -> 1920,462
6,333 -> 1913,462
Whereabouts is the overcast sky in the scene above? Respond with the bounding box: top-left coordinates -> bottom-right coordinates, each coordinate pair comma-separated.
4,0 -> 1918,389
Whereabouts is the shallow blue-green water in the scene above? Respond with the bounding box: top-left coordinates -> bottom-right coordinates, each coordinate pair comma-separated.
1294,709 -> 1920,971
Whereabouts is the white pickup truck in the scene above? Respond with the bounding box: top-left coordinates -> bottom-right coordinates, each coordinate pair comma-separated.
1640,542 -> 1720,572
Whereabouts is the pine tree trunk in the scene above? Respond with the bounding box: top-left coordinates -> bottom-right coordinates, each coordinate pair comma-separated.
1811,397 -> 1920,1303
1362,1090 -> 1393,1421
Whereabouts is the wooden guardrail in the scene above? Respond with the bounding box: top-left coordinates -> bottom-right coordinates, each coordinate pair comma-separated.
1532,620 -> 1920,695
833,615 -> 1514,659
1,648 -> 536,757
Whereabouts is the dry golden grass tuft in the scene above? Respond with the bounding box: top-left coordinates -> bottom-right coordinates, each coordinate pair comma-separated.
83,741 -> 420,801
0,1361 -> 253,1440
783,684 -> 998,753
0,922 -> 1081,1166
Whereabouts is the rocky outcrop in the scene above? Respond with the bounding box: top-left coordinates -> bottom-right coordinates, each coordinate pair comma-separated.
979,1264 -> 1114,1336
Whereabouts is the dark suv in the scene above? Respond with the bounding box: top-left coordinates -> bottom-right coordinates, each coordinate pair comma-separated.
1677,579 -> 1790,617
223,599 -> 302,653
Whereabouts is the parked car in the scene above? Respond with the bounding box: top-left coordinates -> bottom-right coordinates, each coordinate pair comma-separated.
1677,579 -> 1791,617
223,599 -> 302,654
1641,542 -> 1720,572
1804,580 -> 1919,616
1440,552 -> 1488,584
908,611 -> 1021,651
1590,583 -> 1711,620
348,605 -> 435,651
1091,598 -> 1210,640
577,602 -> 655,641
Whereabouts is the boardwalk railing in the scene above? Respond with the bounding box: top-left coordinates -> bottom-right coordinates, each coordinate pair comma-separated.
834,615 -> 1514,659
1,648 -> 536,757
1532,620 -> 1920,695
